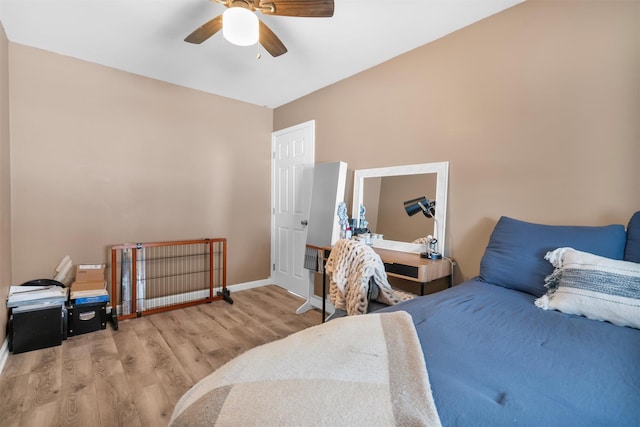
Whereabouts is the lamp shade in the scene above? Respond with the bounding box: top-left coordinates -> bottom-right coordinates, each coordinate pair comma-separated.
404,196 -> 436,218
222,7 -> 259,46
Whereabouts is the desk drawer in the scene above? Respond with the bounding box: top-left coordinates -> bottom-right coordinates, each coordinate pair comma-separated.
384,263 -> 419,279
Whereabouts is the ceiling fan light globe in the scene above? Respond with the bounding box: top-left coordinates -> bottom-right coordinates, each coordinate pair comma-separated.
222,8 -> 259,46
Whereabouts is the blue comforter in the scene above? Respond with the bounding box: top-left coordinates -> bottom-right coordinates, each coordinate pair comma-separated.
382,279 -> 640,426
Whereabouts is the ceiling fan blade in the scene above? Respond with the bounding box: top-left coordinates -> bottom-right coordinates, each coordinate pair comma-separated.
262,0 -> 334,17
184,15 -> 223,44
259,21 -> 287,57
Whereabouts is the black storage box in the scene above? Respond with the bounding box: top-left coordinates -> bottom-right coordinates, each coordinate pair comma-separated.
8,304 -> 66,354
67,302 -> 107,336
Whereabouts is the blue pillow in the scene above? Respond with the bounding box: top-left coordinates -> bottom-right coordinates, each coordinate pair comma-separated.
625,211 -> 640,262
479,216 -> 627,297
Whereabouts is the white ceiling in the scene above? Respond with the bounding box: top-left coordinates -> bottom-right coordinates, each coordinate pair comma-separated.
0,0 -> 523,108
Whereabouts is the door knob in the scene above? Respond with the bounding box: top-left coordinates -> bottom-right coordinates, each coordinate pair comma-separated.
301,220 -> 308,226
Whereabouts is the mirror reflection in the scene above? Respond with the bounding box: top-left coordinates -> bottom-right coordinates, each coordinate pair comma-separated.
363,174 -> 437,243
352,162 -> 448,254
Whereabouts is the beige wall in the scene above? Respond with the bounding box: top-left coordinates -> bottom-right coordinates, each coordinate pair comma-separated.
274,0 -> 640,283
0,22 -> 11,340
9,44 -> 273,290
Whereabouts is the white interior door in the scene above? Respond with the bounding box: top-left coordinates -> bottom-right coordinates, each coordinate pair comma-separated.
271,121 -> 315,298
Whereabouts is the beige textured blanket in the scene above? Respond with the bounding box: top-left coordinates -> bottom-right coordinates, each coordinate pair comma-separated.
169,311 -> 441,426
327,239 -> 416,315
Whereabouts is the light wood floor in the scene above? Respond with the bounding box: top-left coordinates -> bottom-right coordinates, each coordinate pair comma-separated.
0,285 -> 322,427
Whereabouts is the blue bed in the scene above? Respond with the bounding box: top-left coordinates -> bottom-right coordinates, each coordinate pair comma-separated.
383,212 -> 640,426
171,213 -> 640,426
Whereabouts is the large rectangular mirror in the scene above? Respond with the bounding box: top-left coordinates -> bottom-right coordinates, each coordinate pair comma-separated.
352,162 -> 449,254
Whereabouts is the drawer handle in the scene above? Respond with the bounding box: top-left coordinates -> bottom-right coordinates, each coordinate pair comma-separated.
79,311 -> 96,321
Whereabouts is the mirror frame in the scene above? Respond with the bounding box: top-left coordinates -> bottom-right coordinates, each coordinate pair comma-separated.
352,161 -> 449,254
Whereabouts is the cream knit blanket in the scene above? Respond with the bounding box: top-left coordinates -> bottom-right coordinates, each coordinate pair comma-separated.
326,238 -> 416,315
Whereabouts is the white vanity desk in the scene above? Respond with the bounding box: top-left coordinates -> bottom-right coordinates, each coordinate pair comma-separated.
304,161 -> 452,322
310,243 -> 453,322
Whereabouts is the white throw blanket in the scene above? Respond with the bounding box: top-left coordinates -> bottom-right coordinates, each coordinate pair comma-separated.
326,238 -> 415,315
169,311 -> 441,427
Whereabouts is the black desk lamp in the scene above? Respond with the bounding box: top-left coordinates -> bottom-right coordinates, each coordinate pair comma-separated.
403,196 -> 442,259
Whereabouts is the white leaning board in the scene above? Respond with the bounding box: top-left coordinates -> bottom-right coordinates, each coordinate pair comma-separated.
297,161 -> 347,314
306,161 -> 348,247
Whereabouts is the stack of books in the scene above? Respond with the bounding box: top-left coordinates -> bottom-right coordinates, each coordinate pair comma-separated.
69,288 -> 109,305
7,285 -> 68,311
70,264 -> 109,305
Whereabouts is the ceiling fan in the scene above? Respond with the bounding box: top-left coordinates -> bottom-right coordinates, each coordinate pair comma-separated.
185,0 -> 335,57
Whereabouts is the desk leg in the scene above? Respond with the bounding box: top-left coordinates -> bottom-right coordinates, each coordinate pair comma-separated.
322,268 -> 326,323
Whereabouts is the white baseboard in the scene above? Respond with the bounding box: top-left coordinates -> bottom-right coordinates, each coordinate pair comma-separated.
0,338 -> 8,377
227,278 -> 272,293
